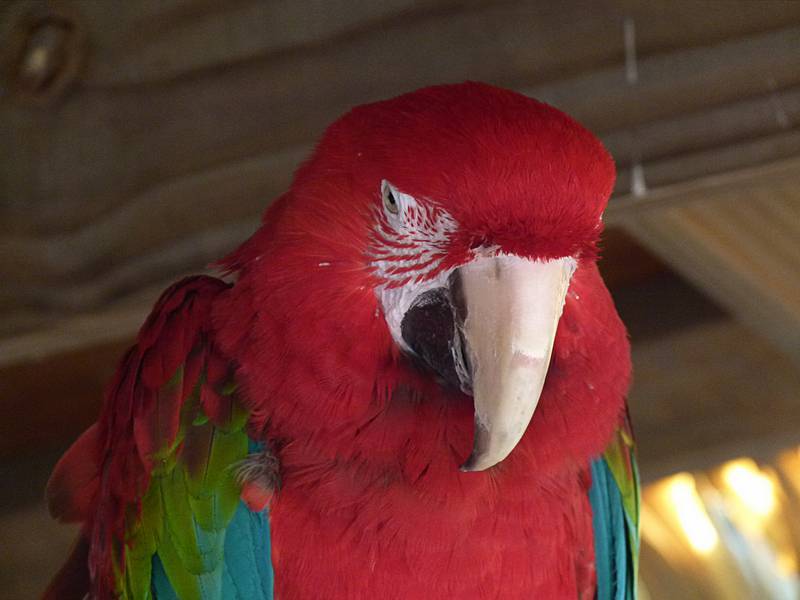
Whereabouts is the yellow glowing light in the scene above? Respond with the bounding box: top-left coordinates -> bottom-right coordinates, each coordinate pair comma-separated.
640,504 -> 674,556
777,550 -> 797,576
721,459 -> 776,517
666,473 -> 719,555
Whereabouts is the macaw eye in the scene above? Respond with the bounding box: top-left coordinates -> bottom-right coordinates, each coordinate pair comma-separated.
382,181 -> 400,215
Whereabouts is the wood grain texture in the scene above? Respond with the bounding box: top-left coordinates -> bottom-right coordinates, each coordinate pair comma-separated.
629,319 -> 800,481
616,158 -> 800,364
2,0 -> 800,361
0,501 -> 79,600
0,338 -> 128,459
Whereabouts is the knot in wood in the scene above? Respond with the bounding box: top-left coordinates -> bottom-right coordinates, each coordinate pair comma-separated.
2,2 -> 87,106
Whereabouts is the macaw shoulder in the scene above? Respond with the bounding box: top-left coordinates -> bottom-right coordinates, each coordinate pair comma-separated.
44,275 -> 281,599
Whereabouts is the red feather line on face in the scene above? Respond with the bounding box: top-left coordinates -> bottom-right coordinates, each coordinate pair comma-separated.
368,189 -> 459,288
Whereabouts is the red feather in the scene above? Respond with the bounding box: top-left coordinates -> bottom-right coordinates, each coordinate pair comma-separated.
46,424 -> 101,523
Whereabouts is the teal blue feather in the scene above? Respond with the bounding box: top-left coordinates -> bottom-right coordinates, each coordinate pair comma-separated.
589,457 -> 637,600
149,438 -> 274,599
152,556 -> 179,600
220,439 -> 274,599
221,502 -> 274,599
151,499 -> 273,599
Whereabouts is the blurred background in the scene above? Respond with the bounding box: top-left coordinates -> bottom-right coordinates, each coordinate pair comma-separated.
1,1 -> 800,598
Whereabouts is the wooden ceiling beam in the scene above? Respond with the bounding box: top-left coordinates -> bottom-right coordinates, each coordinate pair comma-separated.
610,156 -> 800,364
629,319 -> 800,481
2,2 -> 799,361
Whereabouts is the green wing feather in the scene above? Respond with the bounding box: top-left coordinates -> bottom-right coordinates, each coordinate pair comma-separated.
602,416 -> 640,584
121,372 -> 250,600
45,277 -> 273,600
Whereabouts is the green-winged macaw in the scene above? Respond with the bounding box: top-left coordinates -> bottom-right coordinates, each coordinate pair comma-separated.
44,82 -> 638,600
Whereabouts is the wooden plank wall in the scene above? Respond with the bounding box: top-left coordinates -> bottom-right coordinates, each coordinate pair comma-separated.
2,0 -> 800,362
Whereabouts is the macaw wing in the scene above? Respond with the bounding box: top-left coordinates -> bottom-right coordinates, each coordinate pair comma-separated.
45,276 -> 274,600
589,411 -> 640,600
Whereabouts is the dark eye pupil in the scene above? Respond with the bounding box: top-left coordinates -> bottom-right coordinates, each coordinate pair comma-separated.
382,183 -> 400,213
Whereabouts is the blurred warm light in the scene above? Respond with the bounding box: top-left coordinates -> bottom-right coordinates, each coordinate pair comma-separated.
640,503 -> 682,564
721,459 -> 776,518
665,473 -> 719,555
777,449 -> 800,497
776,550 -> 797,577
641,449 -> 800,599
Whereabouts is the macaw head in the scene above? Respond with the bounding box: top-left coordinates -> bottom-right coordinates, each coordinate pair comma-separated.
221,82 -> 622,474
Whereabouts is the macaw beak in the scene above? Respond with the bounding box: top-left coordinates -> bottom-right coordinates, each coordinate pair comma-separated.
457,254 -> 576,472
394,252 -> 576,472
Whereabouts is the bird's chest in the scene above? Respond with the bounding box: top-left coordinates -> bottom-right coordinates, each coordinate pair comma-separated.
267,460 -> 596,599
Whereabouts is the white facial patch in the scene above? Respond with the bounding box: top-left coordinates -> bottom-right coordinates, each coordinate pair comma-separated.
369,180 -> 459,351
375,266 -> 455,355
369,181 -> 458,284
